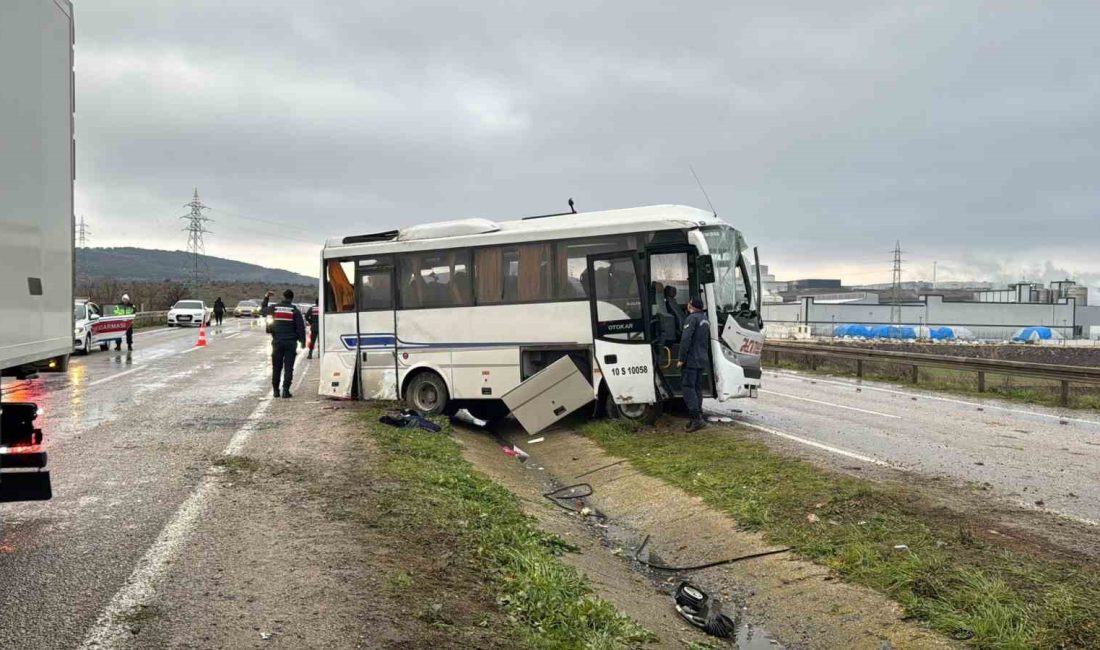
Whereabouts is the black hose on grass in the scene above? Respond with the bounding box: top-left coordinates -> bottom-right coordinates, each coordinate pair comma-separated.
634,534 -> 792,572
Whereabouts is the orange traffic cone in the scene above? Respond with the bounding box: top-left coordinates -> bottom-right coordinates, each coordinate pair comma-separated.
196,323 -> 208,347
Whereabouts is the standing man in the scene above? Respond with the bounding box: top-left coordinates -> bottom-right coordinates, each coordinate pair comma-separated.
306,304 -> 320,359
262,289 -> 306,398
113,293 -> 137,351
213,297 -> 226,327
676,296 -> 709,432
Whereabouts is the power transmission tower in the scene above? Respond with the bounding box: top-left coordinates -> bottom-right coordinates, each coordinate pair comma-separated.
180,188 -> 213,285
889,241 -> 903,326
76,215 -> 90,248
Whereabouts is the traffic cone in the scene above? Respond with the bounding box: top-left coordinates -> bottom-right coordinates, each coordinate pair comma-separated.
196,323 -> 208,347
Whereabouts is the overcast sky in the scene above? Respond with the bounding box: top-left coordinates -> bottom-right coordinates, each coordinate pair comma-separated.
75,1 -> 1099,288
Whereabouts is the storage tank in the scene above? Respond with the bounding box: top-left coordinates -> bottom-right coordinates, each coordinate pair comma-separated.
1066,285 -> 1088,306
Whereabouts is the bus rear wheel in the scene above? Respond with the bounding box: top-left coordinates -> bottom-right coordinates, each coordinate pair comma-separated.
406,371 -> 450,417
603,393 -> 661,425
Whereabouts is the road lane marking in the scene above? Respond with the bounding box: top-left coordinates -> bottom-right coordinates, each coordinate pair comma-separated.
762,389 -> 901,419
290,348 -> 312,394
736,420 -> 890,467
80,395 -> 274,648
86,367 -> 149,387
767,371 -> 1100,427
223,332 -> 241,339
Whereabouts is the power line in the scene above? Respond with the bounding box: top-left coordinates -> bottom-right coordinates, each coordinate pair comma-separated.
180,188 -> 213,285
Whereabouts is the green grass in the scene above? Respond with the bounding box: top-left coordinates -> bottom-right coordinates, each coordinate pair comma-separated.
581,419 -> 1100,649
362,411 -> 655,650
773,358 -> 1100,410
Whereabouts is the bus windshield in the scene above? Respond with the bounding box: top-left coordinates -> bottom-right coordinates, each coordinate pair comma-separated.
701,226 -> 751,313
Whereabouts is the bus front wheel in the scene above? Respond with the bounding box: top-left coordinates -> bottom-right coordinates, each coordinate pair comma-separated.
406,371 -> 450,417
604,393 -> 661,425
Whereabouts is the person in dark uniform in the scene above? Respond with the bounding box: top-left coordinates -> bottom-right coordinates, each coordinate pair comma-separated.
113,293 -> 137,351
676,296 -> 710,432
262,289 -> 306,398
306,304 -> 320,359
213,297 -> 226,326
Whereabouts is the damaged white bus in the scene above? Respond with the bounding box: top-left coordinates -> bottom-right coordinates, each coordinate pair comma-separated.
318,204 -> 763,422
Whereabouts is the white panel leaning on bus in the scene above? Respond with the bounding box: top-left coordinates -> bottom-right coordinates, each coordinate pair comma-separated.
317,204 -> 764,424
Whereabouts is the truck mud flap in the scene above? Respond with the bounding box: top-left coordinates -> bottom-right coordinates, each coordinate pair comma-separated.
0,469 -> 52,502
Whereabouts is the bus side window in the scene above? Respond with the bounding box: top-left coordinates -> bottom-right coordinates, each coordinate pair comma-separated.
400,250 -> 472,309
326,260 -> 356,313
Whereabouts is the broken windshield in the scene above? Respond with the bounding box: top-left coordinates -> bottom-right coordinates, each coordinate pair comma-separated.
701,226 -> 750,313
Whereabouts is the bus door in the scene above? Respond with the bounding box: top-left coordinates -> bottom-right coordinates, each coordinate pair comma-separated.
647,248 -> 713,398
586,252 -> 657,406
319,259 -> 358,398
354,258 -> 399,400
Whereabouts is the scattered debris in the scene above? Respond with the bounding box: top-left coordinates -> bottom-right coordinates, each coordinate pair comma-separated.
501,445 -> 529,462
574,459 -> 627,479
893,544 -> 909,552
806,513 -> 819,524
260,632 -> 272,641
527,436 -> 545,444
633,535 -> 790,572
976,407 -> 984,412
706,416 -> 733,423
1059,419 -> 1069,425
974,461 -> 984,466
452,409 -> 488,427
379,409 -> 442,432
672,582 -> 737,639
1034,500 -> 1045,507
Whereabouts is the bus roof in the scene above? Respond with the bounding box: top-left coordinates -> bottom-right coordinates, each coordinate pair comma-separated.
323,204 -> 728,257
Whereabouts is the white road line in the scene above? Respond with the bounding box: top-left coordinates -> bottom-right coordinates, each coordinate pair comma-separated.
762,389 -> 901,419
178,345 -> 202,354
80,396 -> 274,648
738,421 -> 890,467
290,349 -> 312,394
767,370 -> 1100,427
86,367 -> 148,387
223,332 -> 241,339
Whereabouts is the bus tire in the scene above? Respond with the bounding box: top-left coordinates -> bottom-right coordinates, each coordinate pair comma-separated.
603,392 -> 661,425
405,371 -> 450,417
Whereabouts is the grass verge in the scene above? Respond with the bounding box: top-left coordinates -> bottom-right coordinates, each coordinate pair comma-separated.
581,418 -> 1100,649
361,410 -> 654,649
771,358 -> 1100,410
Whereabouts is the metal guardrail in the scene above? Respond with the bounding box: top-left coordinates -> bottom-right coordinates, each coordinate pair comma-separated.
133,311 -> 168,328
765,340 -> 1100,405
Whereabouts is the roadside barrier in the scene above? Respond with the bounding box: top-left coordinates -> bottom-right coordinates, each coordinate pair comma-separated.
765,340 -> 1100,405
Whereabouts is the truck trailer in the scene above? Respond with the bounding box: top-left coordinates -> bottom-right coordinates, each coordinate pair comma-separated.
0,0 -> 75,502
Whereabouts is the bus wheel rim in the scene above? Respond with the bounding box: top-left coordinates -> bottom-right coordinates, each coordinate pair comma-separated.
619,403 -> 646,418
417,384 -> 438,409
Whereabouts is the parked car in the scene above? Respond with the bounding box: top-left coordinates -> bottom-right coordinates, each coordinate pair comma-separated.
234,299 -> 261,318
73,299 -> 134,353
167,300 -> 212,327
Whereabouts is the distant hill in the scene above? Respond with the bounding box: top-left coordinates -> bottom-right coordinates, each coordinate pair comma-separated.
77,247 -> 316,285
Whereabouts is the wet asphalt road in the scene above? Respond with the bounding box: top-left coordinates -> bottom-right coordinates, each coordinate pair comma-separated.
711,368 -> 1100,525
0,320 -> 278,649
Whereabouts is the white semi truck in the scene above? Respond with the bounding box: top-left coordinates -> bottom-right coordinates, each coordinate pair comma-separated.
0,0 -> 75,502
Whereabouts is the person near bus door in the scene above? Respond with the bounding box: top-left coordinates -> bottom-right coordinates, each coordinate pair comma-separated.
213,297 -> 226,326
113,293 -> 137,351
676,296 -> 709,432
261,289 -> 306,398
306,304 -> 320,359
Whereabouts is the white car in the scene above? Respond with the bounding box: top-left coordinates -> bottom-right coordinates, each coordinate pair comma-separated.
167,300 -> 212,327
73,299 -> 130,354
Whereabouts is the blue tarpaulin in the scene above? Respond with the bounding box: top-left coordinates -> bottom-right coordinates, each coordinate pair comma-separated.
1012,326 -> 1061,342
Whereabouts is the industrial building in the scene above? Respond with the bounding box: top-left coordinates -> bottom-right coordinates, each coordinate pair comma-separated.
762,279 -> 1100,340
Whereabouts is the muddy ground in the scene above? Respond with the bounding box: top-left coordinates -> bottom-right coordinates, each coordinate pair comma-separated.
456,422 -> 955,650
132,397 -> 516,649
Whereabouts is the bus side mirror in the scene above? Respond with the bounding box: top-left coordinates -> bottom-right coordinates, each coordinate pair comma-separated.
697,255 -> 715,285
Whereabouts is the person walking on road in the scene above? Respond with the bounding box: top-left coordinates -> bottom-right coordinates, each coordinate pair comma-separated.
213,297 -> 226,327
262,289 -> 306,398
113,293 -> 137,351
306,304 -> 320,359
676,296 -> 710,432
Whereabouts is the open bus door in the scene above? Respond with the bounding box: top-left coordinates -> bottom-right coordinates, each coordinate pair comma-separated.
353,257 -> 399,400
586,252 -> 660,417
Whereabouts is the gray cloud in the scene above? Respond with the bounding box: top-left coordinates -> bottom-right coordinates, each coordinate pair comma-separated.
74,1 -> 1100,283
